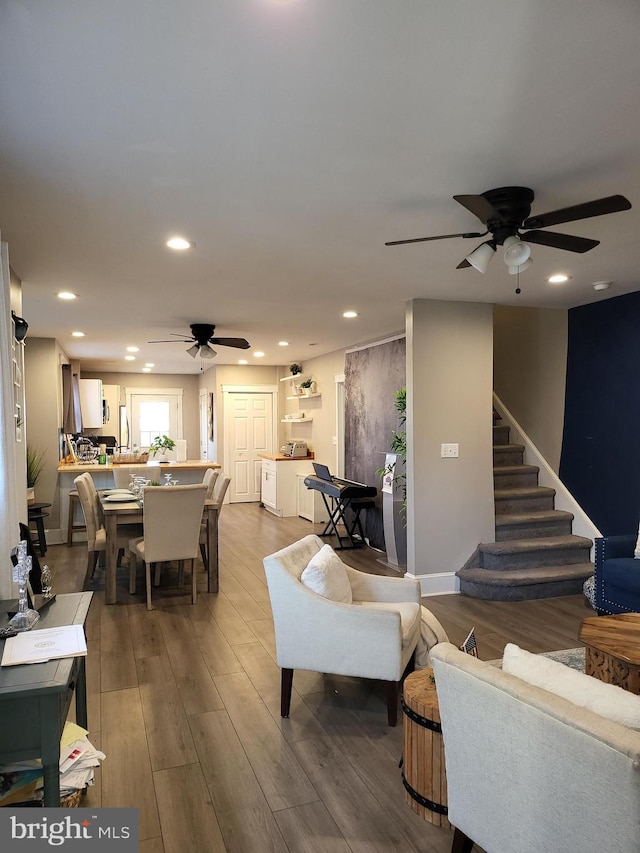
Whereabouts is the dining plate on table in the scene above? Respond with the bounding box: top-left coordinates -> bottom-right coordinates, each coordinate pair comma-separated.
103,489 -> 134,495
104,494 -> 138,503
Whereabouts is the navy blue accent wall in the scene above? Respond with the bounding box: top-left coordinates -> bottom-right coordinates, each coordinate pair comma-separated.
560,290 -> 640,535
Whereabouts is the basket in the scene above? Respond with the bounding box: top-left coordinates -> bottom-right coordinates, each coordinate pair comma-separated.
60,788 -> 86,808
111,452 -> 149,465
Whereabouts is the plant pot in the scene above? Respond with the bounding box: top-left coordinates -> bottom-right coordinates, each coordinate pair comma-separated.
26,487 -> 35,505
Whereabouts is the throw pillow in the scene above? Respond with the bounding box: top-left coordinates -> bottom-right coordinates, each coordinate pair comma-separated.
301,544 -> 353,604
503,642 -> 640,729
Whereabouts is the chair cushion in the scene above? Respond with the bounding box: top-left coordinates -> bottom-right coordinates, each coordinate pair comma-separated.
503,642 -> 640,729
600,557 -> 640,591
353,600 -> 421,646
301,544 -> 353,604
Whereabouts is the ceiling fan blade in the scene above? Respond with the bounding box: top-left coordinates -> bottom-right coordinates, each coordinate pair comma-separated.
209,337 -> 251,349
521,230 -> 599,253
147,338 -> 192,343
453,194 -> 505,225
385,231 -> 486,246
523,194 -> 631,229
456,258 -> 472,269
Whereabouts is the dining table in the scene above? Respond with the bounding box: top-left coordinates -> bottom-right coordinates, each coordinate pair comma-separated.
100,491 -> 221,604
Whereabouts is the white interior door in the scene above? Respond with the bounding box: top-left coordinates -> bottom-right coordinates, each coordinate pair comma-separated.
225,391 -> 274,502
128,389 -> 183,450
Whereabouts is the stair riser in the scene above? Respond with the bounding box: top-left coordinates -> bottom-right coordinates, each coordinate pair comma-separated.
495,520 -> 573,541
459,577 -> 589,601
494,471 -> 538,488
493,450 -> 524,467
495,494 -> 555,514
493,425 -> 510,445
479,546 -> 591,570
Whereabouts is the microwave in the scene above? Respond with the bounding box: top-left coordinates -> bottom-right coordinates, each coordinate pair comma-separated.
282,440 -> 307,458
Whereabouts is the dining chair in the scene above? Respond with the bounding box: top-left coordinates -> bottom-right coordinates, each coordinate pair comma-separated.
199,474 -> 231,569
112,466 -> 135,489
128,483 -> 207,610
74,473 -> 142,582
202,467 -> 219,499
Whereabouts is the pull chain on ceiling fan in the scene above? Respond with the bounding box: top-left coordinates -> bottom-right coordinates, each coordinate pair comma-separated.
385,187 -> 632,273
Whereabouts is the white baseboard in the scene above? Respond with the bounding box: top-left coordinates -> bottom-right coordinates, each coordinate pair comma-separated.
404,570 -> 460,596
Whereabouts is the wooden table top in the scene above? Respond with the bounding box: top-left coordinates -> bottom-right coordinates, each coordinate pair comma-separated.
579,612 -> 640,665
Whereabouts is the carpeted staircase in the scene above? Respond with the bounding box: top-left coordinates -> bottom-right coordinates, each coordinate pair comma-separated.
456,423 -> 594,601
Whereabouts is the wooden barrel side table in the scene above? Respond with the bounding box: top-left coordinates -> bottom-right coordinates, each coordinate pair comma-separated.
401,666 -> 450,829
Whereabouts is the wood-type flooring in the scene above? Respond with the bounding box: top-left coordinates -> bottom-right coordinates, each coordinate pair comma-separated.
46,502 -> 591,852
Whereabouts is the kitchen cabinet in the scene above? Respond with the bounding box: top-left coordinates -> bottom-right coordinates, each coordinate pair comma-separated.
297,474 -> 328,523
260,456 -> 314,517
79,378 -> 103,428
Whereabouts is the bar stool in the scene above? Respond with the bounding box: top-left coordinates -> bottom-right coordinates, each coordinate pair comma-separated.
27,502 -> 51,557
67,490 -> 86,546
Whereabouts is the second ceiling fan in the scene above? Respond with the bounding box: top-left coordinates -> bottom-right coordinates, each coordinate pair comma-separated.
385,187 -> 632,273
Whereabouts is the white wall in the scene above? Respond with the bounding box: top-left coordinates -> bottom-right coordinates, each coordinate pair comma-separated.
493,305 -> 568,472
406,299 -> 495,594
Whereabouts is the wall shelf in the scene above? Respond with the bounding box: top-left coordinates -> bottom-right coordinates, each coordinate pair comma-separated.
287,393 -> 322,400
281,418 -> 313,423
280,374 -> 311,383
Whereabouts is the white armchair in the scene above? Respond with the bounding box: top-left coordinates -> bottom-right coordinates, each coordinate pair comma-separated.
430,643 -> 640,853
263,534 -> 421,726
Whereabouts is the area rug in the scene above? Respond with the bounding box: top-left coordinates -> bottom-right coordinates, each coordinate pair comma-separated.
490,648 -> 585,672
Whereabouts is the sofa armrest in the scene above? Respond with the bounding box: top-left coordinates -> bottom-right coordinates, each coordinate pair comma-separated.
595,534 -> 637,570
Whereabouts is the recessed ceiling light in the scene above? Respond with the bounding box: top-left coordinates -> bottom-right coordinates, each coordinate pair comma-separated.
124,355 -> 136,361
343,310 -> 358,318
254,351 -> 265,358
593,281 -> 612,291
71,331 -> 85,337
547,274 -> 569,284
57,291 -> 77,300
126,346 -> 139,353
278,341 -> 290,347
144,362 -> 155,368
166,237 -> 195,250
142,367 -> 151,373
238,359 -> 248,365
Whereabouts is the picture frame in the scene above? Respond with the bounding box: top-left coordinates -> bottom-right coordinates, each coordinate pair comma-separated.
208,392 -> 214,441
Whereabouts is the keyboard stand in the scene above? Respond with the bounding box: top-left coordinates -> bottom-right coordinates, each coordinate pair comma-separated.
319,494 -> 368,550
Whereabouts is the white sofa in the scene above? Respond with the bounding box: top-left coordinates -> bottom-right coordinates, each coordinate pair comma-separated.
430,642 -> 640,853
263,534 -> 421,725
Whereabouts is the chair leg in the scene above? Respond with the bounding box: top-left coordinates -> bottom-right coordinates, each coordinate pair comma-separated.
451,827 -> 474,853
88,550 -> 99,580
178,560 -> 184,588
281,668 -> 294,717
199,542 -> 208,567
386,680 -> 399,727
145,562 -> 153,611
191,558 -> 197,605
154,562 -> 162,586
129,551 -> 137,594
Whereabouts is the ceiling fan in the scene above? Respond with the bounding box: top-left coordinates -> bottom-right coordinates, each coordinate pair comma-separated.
385,187 -> 632,274
148,323 -> 251,359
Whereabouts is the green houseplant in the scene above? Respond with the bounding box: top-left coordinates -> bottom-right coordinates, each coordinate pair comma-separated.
148,435 -> 176,459
26,445 -> 46,503
377,387 -> 407,511
289,363 -> 302,376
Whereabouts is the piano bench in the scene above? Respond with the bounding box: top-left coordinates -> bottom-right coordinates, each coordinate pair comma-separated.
350,499 -> 376,510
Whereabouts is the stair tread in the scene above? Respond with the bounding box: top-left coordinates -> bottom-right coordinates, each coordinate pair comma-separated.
493,444 -> 525,452
495,485 -> 556,499
495,510 -> 574,526
457,563 -> 593,586
494,464 -> 539,475
480,535 -> 592,555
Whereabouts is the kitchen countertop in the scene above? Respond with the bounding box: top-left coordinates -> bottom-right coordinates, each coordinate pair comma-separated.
258,453 -> 315,462
58,459 -> 221,472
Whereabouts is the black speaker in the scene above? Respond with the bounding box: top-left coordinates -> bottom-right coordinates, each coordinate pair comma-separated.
11,310 -> 28,341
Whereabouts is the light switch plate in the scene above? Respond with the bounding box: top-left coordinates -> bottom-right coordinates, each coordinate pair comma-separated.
441,443 -> 459,458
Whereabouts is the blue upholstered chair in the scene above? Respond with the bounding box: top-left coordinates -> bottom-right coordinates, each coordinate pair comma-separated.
594,534 -> 640,614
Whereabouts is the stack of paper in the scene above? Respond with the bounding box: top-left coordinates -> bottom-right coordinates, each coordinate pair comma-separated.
0,761 -> 43,806
1,624 -> 87,666
59,722 -> 105,795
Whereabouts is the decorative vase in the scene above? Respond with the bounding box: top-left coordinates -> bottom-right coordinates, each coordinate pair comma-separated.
26,487 -> 35,505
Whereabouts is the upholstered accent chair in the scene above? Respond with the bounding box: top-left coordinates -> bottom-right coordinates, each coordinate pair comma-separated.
594,534 -> 640,615
431,642 -> 640,853
129,483 -> 207,610
263,534 -> 421,726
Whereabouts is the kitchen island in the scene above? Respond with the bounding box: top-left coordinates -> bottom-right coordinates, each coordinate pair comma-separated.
58,460 -> 220,544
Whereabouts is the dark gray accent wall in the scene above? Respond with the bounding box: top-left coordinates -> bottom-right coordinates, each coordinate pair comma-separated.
344,337 -> 406,549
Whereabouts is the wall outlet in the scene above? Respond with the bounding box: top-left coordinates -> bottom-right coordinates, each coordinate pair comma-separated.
441,443 -> 459,458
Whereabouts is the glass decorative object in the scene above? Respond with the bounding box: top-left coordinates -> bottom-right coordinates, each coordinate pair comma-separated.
9,540 -> 40,631
41,564 -> 53,598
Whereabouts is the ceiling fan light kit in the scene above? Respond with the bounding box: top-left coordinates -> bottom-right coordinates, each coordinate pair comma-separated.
465,240 -> 496,273
508,258 -> 533,276
386,186 -> 631,275
148,323 -> 250,360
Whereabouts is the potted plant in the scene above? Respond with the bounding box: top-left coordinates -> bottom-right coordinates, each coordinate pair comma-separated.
299,378 -> 316,395
26,445 -> 46,504
289,363 -> 302,376
376,387 -> 407,568
148,435 -> 176,462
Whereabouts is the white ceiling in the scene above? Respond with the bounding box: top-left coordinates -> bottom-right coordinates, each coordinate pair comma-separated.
1,0 -> 640,374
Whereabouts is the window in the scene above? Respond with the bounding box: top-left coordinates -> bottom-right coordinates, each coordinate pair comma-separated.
126,388 -> 184,450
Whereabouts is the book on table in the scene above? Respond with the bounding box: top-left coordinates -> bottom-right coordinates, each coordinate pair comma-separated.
0,624 -> 87,666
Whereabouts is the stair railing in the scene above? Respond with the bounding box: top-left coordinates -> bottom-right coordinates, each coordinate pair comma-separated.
493,392 -> 600,559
